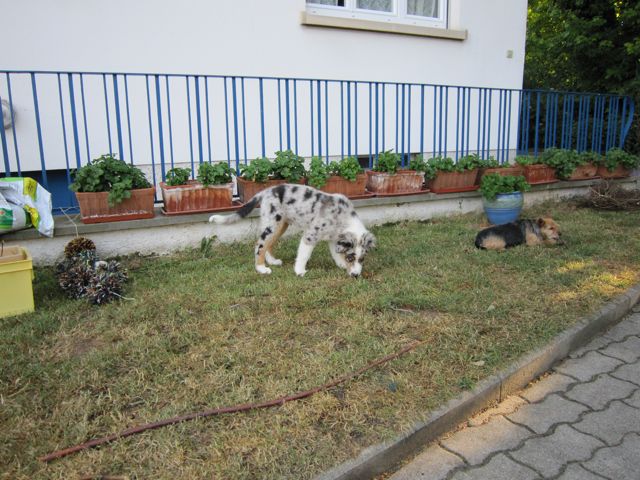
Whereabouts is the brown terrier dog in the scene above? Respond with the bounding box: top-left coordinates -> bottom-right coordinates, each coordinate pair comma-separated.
475,218 -> 564,251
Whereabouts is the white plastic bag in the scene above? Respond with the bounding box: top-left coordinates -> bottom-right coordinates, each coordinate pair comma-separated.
0,177 -> 54,237
0,191 -> 31,233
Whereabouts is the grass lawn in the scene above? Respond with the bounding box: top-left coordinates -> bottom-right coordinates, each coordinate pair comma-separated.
1,201 -> 639,479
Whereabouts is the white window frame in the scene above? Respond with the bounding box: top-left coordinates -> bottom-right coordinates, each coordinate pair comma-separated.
305,0 -> 448,30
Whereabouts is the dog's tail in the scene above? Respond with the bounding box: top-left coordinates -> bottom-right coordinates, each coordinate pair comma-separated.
209,191 -> 262,225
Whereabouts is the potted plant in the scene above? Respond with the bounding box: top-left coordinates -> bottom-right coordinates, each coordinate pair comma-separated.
70,154 -> 155,224
426,155 -> 479,193
476,156 -> 524,184
540,148 -> 582,181
566,151 -> 600,180
595,148 -> 640,179
237,150 -> 306,203
160,162 -> 235,215
272,149 -> 306,183
307,156 -> 367,197
237,157 -> 275,203
515,154 -> 558,185
365,150 -> 425,195
480,173 -> 530,225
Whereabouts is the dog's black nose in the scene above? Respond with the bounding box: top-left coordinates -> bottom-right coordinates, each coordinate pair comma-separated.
350,272 -> 360,278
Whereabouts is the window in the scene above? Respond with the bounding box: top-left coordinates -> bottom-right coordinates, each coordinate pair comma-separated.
305,0 -> 447,29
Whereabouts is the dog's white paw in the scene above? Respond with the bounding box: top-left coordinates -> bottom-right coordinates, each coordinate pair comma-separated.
256,265 -> 272,275
265,253 -> 283,266
294,267 -> 307,277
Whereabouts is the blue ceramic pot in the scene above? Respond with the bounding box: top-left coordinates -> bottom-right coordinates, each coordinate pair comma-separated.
482,191 -> 523,225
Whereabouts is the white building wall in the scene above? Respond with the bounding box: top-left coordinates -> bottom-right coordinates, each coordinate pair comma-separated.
1,0 -> 527,174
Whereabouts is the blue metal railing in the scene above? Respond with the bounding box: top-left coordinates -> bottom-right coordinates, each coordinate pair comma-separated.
0,70 -> 635,210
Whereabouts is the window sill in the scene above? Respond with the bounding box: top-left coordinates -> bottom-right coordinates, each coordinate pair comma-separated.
301,12 -> 467,41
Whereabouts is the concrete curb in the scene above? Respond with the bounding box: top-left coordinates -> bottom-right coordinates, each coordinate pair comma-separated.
314,283 -> 640,480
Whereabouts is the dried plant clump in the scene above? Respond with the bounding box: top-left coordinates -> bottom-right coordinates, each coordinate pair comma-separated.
63,236 -> 96,258
56,238 -> 128,305
579,180 -> 640,211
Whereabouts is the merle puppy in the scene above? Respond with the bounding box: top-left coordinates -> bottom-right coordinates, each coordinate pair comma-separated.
210,184 -> 375,277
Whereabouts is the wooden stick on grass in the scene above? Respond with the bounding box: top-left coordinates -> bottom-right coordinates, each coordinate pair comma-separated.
39,340 -> 426,463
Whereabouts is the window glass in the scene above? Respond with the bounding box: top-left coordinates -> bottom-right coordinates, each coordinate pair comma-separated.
356,0 -> 393,13
307,0 -> 346,6
407,0 -> 438,18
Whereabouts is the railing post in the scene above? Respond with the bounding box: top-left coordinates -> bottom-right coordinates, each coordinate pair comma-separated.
154,75 -> 166,181
30,73 -> 48,188
260,78 -> 266,159
124,75 -> 135,165
56,73 -> 72,203
316,80 -> 322,158
144,75 -> 158,189
204,77 -> 212,164
113,74 -> 124,160
0,89 -> 11,175
241,78 -> 248,162
5,74 -> 21,175
102,74 -> 113,155
231,76 -> 241,172
79,74 -> 91,162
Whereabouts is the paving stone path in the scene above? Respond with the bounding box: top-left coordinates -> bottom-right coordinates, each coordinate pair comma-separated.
389,306 -> 640,480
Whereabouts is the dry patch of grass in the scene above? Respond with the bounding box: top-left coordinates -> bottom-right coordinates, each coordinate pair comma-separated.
1,202 -> 639,479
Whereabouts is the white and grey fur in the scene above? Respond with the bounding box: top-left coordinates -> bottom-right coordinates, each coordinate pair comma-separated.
209,184 -> 375,277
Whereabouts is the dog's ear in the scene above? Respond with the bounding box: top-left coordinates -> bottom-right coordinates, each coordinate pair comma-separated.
336,233 -> 355,253
537,218 -> 546,227
362,232 -> 376,251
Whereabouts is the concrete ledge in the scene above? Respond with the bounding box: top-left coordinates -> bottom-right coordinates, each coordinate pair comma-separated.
2,176 -> 638,266
301,12 -> 467,40
314,283 -> 640,480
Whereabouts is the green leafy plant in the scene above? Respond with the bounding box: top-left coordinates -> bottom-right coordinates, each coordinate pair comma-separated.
426,155 -> 480,173
577,151 -> 602,166
408,156 -> 436,179
427,156 -> 458,172
515,155 -> 539,166
373,150 -> 401,174
540,148 -> 580,180
480,173 -> 530,201
457,153 -> 483,170
240,157 -> 274,183
165,167 -> 191,187
598,148 -> 640,171
197,162 -> 234,187
272,150 -> 306,182
70,154 -> 152,206
307,157 -> 330,189
200,235 -> 216,258
476,156 -> 501,169
328,156 -> 363,182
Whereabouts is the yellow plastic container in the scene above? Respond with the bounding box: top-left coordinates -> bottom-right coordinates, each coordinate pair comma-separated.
0,246 -> 35,318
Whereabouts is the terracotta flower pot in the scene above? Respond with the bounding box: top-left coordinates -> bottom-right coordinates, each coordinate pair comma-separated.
236,177 -> 288,203
320,174 -> 367,197
365,170 -> 425,195
596,165 -> 631,179
429,169 -> 479,193
567,163 -> 599,181
160,181 -> 233,215
477,166 -> 525,185
75,187 -> 156,224
522,164 -> 558,185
